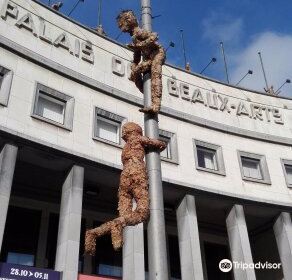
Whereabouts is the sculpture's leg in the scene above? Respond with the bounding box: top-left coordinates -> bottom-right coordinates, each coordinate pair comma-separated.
122,179 -> 150,226
85,220 -> 115,255
130,61 -> 152,93
140,48 -> 165,114
151,48 -> 165,113
107,180 -> 133,251
129,63 -> 143,92
111,219 -> 125,251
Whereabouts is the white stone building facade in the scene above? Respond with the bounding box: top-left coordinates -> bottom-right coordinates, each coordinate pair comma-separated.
0,0 -> 292,279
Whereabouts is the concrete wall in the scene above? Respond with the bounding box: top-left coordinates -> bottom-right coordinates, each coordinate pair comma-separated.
0,0 -> 292,207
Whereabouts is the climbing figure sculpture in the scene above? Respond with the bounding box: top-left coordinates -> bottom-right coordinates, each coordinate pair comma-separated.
117,10 -> 166,114
85,122 -> 166,254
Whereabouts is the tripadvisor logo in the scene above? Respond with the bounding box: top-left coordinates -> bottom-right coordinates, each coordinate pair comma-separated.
219,259 -> 282,273
219,259 -> 233,272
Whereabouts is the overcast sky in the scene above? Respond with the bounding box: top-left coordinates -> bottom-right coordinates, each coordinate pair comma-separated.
40,0 -> 292,97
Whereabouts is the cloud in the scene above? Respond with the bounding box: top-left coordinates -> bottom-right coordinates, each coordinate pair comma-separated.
230,32 -> 292,96
202,13 -> 243,45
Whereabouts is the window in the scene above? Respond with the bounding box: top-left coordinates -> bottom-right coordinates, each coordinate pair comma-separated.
238,151 -> 271,184
285,165 -> 292,184
93,107 -> 125,146
32,83 -> 74,130
159,130 -> 178,164
281,159 -> 292,187
159,135 -> 171,159
96,117 -> 119,143
0,66 -> 13,107
241,157 -> 262,179
7,252 -> 34,266
193,140 -> 225,175
36,93 -> 65,124
197,146 -> 218,170
0,72 -> 4,87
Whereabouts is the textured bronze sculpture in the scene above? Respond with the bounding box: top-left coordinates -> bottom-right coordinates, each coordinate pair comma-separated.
117,10 -> 166,114
85,122 -> 166,254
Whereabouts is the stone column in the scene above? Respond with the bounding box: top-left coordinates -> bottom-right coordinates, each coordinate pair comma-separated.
176,195 -> 204,280
55,165 -> 84,280
226,204 -> 256,280
0,144 -> 18,253
123,222 -> 145,280
36,209 -> 50,268
273,212 -> 292,279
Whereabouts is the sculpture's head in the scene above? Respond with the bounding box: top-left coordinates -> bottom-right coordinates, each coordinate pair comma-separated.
117,10 -> 138,33
122,122 -> 142,141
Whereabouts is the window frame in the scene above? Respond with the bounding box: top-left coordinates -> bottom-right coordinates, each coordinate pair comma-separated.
159,129 -> 179,164
237,151 -> 271,184
281,159 -> 292,188
93,107 -> 125,147
0,66 -> 13,107
193,139 -> 226,176
32,83 -> 75,130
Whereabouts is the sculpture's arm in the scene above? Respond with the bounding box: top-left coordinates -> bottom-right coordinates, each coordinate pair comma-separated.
141,136 -> 166,151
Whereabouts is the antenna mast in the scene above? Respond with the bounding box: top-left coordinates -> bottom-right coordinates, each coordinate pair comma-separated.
98,0 -> 102,26
258,52 -> 269,90
220,42 -> 230,84
180,29 -> 187,69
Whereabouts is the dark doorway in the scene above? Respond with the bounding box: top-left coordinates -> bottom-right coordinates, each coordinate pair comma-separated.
0,206 -> 41,266
204,242 -> 233,280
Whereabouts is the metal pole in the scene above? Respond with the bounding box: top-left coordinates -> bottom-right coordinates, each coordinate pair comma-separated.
200,58 -> 216,74
258,52 -> 269,90
220,42 -> 230,84
98,0 -> 102,26
180,30 -> 187,69
68,0 -> 81,16
236,72 -> 250,86
141,0 -> 169,279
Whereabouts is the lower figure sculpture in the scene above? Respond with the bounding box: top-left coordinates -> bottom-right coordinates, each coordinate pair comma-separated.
117,10 -> 166,114
85,122 -> 166,254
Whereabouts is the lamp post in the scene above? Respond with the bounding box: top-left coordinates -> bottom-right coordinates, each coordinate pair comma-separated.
275,79 -> 291,95
141,0 -> 169,279
166,41 -> 175,52
235,70 -> 253,86
200,57 -> 217,74
68,0 -> 84,16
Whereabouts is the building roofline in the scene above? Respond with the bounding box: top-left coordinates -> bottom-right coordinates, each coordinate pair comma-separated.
166,62 -> 292,101
31,0 -> 292,101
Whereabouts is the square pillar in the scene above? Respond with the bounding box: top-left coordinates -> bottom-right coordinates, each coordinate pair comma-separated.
123,222 -> 145,280
0,144 -> 18,253
226,204 -> 256,280
273,212 -> 292,279
55,165 -> 84,280
176,195 -> 204,280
